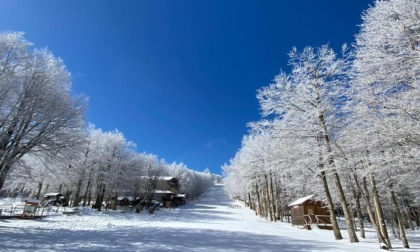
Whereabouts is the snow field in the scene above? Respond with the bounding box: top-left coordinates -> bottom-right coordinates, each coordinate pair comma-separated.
0,184 -> 419,251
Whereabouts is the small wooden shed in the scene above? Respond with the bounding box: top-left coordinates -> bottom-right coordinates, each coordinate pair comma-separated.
288,194 -> 332,230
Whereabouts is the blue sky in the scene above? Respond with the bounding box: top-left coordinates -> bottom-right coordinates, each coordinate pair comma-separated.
0,0 -> 373,175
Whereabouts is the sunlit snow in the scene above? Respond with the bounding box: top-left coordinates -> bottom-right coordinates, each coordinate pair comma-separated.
1,184 -> 419,251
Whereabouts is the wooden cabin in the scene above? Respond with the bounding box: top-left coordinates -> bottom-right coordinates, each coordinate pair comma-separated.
288,194 -> 332,230
155,177 -> 179,194
137,176 -> 181,207
138,176 -> 179,195
153,190 -> 175,208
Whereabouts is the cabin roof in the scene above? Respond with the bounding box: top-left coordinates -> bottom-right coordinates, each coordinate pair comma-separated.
117,196 -> 133,201
44,193 -> 62,197
154,190 -> 174,194
288,194 -> 316,207
139,176 -> 176,181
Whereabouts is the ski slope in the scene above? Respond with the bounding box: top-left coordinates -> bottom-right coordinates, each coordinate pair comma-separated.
0,184 -> 419,251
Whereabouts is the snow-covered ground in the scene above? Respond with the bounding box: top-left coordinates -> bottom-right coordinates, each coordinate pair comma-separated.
1,184 -> 419,251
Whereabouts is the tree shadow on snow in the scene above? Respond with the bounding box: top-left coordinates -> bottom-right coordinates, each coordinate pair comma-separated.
0,226 -> 341,252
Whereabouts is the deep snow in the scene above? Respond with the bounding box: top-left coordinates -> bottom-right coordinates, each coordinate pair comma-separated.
0,184 -> 419,251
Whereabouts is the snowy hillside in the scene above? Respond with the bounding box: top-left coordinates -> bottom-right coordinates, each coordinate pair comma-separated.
0,184 -> 419,251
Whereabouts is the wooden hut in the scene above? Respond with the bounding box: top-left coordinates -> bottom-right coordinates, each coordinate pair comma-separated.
288,194 -> 332,230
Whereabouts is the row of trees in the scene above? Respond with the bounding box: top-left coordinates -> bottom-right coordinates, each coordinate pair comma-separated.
7,126 -> 217,210
0,32 -> 217,208
224,0 -> 419,249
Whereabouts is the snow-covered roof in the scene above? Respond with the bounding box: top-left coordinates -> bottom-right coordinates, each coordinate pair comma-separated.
175,194 -> 186,198
160,176 -> 176,181
154,190 -> 174,194
117,196 -> 133,201
288,194 -> 316,207
44,193 -> 62,197
25,199 -> 41,204
139,176 -> 175,181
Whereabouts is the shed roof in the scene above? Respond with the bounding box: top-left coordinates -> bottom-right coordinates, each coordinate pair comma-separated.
288,194 -> 316,207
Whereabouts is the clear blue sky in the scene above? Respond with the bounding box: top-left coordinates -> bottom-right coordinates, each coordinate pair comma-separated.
0,0 -> 373,175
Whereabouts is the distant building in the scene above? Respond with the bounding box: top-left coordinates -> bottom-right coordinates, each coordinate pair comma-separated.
139,176 -> 184,208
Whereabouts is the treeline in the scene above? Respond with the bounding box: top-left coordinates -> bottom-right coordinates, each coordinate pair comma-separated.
0,32 -> 218,207
223,0 -> 419,249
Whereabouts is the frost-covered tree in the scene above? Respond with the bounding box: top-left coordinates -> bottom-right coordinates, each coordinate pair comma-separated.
225,0 -> 418,247
167,162 -> 214,199
3,150 -> 80,200
256,44 -> 357,242
223,124 -> 322,222
0,32 -> 86,190
86,128 -> 135,211
349,0 -> 420,248
0,31 -> 218,209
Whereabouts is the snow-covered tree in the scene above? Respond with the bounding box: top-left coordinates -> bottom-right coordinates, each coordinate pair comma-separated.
167,162 -> 214,199
255,44 -> 357,242
0,32 -> 86,190
348,0 -> 420,248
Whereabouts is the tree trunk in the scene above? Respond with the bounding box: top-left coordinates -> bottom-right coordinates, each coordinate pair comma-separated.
36,182 -> 43,201
316,143 -> 342,240
413,206 -> 420,228
264,173 -> 273,221
248,192 -> 253,210
0,163 -> 11,191
87,190 -> 92,206
404,197 -> 418,229
390,218 -> 398,239
72,175 -> 84,207
330,165 -> 359,243
354,187 -> 365,238
94,183 -> 103,210
351,172 -> 365,238
262,185 -> 269,219
389,181 -> 409,248
255,183 -> 262,216
95,184 -> 106,211
362,176 -> 384,244
82,177 -> 92,207
320,170 -> 343,240
269,172 -> 277,222
370,172 -> 392,249
319,112 -> 358,242
405,210 -> 415,231
275,182 -> 282,221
